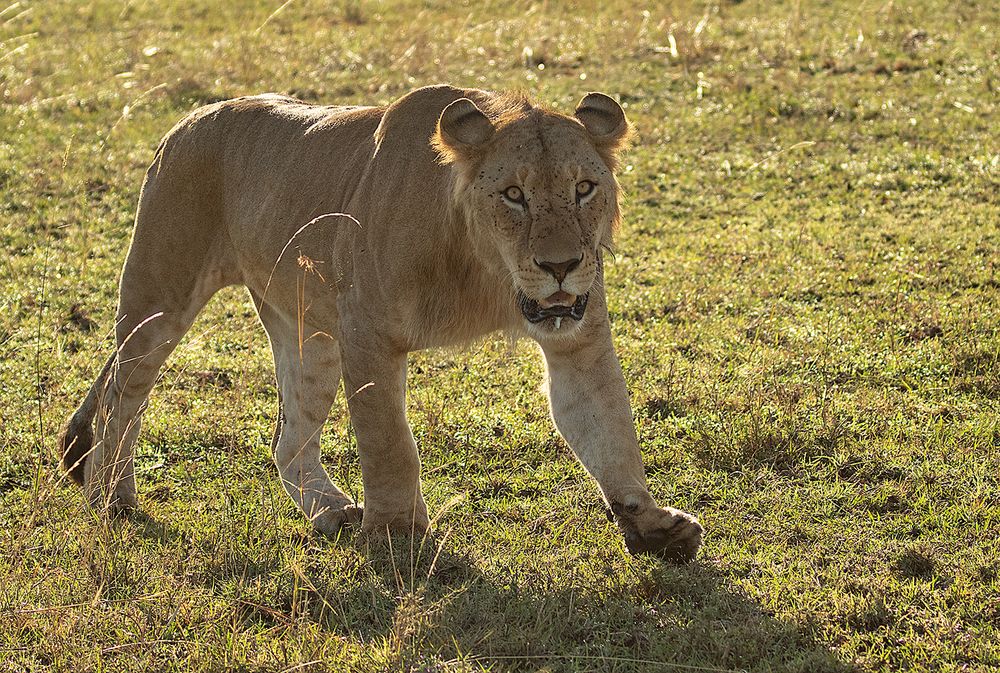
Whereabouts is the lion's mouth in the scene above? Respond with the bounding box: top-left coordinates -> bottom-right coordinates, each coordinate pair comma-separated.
518,291 -> 589,325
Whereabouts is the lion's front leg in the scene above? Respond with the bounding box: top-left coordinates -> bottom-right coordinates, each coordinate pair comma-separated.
340,332 -> 429,535
539,315 -> 703,563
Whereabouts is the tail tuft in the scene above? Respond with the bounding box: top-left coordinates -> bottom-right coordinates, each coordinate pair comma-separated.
59,354 -> 115,486
59,411 -> 95,486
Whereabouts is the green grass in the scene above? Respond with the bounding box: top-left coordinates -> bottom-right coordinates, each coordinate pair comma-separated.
1,0 -> 998,671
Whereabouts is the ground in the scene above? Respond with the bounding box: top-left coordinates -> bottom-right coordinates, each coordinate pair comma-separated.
0,0 -> 998,671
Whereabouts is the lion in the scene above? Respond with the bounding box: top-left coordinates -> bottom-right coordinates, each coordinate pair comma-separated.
59,84 -> 703,562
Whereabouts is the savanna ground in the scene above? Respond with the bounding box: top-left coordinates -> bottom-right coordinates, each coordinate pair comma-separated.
1,0 -> 998,671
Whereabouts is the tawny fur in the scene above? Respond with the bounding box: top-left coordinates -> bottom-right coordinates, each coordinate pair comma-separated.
59,85 -> 703,561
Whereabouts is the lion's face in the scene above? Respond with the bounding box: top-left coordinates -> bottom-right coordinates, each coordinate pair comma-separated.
435,93 -> 630,337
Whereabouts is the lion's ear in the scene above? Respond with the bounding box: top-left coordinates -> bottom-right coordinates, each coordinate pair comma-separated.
574,92 -> 630,147
434,98 -> 495,162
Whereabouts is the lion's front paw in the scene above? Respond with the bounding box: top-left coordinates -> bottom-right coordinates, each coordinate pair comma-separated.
613,504 -> 703,564
311,503 -> 364,535
360,507 -> 431,536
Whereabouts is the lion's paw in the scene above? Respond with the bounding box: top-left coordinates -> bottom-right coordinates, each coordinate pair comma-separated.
360,507 -> 431,536
613,504 -> 703,564
311,503 -> 363,535
85,482 -> 138,516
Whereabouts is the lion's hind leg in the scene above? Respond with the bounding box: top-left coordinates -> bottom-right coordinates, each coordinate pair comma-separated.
260,304 -> 361,534
83,292 -> 215,512
72,173 -> 236,511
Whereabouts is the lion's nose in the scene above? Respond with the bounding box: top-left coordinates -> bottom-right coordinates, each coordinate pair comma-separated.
534,256 -> 581,284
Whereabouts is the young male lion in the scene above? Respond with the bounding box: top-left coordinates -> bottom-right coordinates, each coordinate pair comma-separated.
60,85 -> 703,562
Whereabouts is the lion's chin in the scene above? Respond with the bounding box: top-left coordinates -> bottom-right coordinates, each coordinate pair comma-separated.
518,291 -> 589,331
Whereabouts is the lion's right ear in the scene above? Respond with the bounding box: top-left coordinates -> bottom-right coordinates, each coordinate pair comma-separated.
433,98 -> 495,163
574,92 -> 632,171
575,92 -> 631,147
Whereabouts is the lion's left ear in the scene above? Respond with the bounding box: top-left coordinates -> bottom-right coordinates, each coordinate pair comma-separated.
433,98 -> 495,164
574,92 -> 631,148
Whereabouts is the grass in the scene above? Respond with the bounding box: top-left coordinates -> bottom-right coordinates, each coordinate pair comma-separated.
1,0 -> 998,671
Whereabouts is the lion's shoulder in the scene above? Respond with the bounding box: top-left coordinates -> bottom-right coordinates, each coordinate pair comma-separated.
372,85 -> 487,151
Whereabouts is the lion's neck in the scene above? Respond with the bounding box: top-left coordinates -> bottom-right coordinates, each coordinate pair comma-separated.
398,224 -> 516,350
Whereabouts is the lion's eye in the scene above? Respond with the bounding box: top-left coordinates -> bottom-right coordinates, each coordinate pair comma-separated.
575,180 -> 597,204
502,185 -> 524,203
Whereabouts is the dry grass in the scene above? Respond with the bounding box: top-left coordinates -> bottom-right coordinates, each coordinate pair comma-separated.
1,0 -> 998,671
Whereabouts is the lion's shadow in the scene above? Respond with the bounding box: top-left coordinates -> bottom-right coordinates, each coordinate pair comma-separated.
139,511 -> 857,673
343,537 -> 853,672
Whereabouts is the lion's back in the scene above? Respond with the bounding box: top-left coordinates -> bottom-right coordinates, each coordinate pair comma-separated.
146,94 -> 382,183
129,86 -> 489,315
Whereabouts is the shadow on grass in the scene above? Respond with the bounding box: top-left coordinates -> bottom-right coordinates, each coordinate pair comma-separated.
134,510 -> 857,673
56,470 -> 860,673
351,538 -> 855,673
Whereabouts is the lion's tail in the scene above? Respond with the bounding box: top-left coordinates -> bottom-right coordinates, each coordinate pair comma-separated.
59,353 -> 116,485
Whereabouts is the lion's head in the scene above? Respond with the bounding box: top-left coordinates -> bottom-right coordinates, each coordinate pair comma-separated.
433,92 -> 632,337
